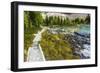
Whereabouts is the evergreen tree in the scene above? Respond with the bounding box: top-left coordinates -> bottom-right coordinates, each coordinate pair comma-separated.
85,14 -> 90,24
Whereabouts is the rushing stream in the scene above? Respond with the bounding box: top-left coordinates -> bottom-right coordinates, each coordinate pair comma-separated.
76,24 -> 90,59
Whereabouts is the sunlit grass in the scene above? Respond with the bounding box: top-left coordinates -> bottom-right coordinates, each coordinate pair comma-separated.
40,30 -> 80,60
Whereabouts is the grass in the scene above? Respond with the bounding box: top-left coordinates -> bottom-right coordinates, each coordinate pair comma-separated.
40,30 -> 80,60
24,26 -> 80,61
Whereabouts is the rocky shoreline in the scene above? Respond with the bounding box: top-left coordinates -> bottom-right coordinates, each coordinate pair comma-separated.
64,32 -> 90,59
47,26 -> 90,59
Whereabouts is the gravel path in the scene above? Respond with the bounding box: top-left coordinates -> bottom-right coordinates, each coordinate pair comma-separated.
27,27 -> 47,62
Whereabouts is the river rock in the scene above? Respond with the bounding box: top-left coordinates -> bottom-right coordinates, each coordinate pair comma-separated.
64,32 -> 90,59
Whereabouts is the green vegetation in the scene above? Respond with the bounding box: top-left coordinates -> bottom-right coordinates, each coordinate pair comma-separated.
40,30 -> 80,60
24,28 -> 34,61
24,11 -> 43,61
24,11 -> 90,61
85,14 -> 90,24
43,15 -> 90,27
